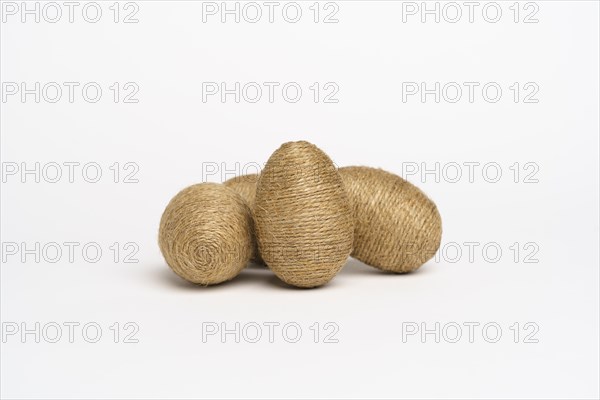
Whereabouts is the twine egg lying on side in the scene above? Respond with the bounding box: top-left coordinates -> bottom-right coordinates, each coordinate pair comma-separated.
158,183 -> 253,285
224,173 -> 263,264
254,141 -> 354,288
339,166 -> 442,273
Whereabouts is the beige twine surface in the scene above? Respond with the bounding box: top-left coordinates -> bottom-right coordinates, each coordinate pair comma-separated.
224,174 -> 263,264
158,183 -> 253,285
254,141 -> 354,288
224,174 -> 259,206
339,166 -> 442,273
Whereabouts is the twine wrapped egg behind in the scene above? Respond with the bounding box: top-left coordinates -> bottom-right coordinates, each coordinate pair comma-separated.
158,183 -> 253,285
223,173 -> 263,264
224,174 -> 259,206
254,141 -> 354,288
339,166 -> 442,273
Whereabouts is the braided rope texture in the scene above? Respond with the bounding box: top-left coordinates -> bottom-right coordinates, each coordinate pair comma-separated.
223,173 -> 263,264
254,141 -> 354,288
158,183 -> 253,285
339,166 -> 442,273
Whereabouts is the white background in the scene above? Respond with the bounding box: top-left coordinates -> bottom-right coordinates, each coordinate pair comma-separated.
1,1 -> 599,398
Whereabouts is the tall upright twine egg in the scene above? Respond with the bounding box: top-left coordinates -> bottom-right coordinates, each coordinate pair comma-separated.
254,141 -> 354,288
158,183 -> 253,285
339,166 -> 442,273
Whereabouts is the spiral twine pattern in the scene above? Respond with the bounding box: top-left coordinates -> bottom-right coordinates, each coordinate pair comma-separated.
159,183 -> 253,285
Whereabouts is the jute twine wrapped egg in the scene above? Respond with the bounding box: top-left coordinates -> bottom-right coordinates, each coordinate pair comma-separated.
224,173 -> 263,264
158,183 -> 253,285
339,166 -> 442,273
224,174 -> 259,206
254,141 -> 354,288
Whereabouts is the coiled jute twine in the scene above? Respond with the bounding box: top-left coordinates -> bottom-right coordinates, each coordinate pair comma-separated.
228,165 -> 442,275
254,141 -> 354,288
159,183 -> 253,285
158,141 -> 442,287
224,173 -> 259,206
224,173 -> 263,264
339,166 -> 442,273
